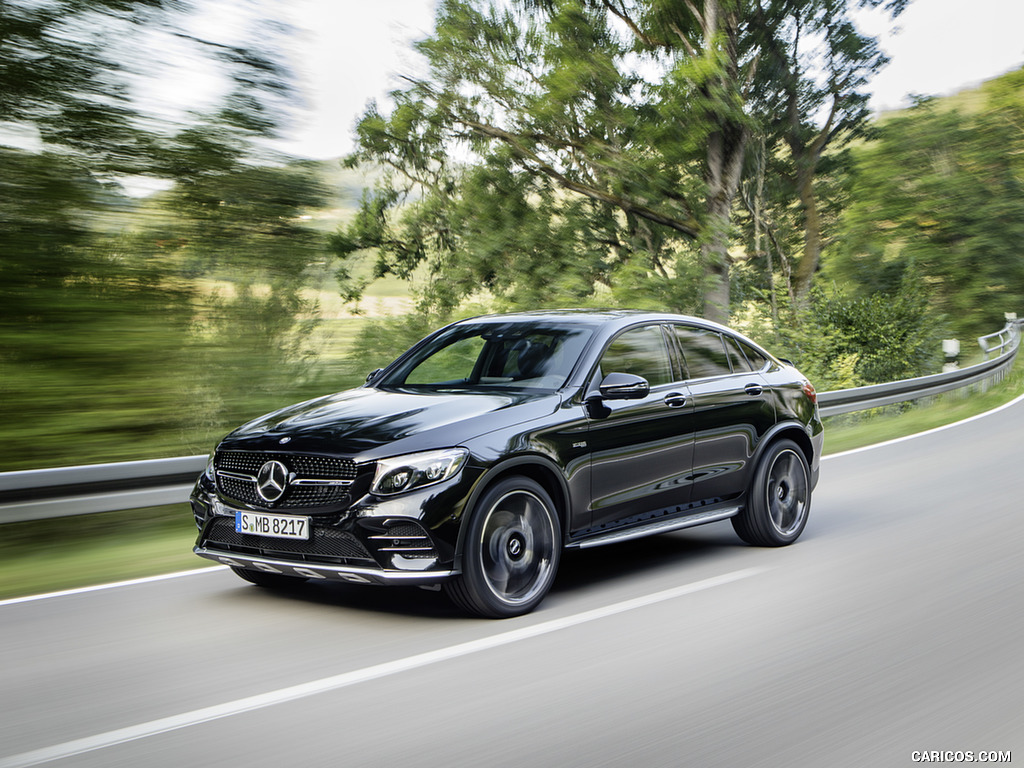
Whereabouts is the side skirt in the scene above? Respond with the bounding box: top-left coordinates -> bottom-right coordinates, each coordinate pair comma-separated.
568,505 -> 741,550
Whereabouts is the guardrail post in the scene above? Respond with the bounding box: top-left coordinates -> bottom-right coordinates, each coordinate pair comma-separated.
942,339 -> 960,373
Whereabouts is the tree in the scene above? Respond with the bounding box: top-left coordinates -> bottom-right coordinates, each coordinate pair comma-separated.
827,88 -> 1024,340
0,1 -> 328,467
745,0 -> 904,299
336,0 -> 901,323
0,0 -> 172,169
336,0 -> 745,321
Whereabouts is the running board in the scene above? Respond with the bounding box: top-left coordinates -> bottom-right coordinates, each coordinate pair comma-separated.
574,506 -> 740,550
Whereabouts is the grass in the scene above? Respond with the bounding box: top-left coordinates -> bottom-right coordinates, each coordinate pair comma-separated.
2,355 -> 1021,602
0,505 -> 203,601
822,354 -> 1024,454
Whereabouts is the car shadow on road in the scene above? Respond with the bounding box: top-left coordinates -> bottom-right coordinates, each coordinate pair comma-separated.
553,523 -> 741,595
217,521 -> 746,620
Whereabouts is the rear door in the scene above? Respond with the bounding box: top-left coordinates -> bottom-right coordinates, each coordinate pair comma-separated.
669,325 -> 776,506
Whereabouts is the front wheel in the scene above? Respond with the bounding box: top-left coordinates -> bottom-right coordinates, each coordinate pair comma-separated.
445,477 -> 561,618
732,439 -> 810,547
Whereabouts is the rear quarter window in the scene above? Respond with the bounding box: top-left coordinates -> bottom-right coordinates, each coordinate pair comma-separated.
723,335 -> 752,373
672,326 -> 732,379
739,340 -> 771,371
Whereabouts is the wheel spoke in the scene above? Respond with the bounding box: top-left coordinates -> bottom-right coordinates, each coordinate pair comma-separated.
766,450 -> 807,536
478,490 -> 556,605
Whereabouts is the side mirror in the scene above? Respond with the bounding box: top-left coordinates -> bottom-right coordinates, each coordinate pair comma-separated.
598,372 -> 650,400
365,368 -> 383,384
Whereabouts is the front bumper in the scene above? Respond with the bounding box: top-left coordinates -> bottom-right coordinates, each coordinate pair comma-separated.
190,462 -> 475,585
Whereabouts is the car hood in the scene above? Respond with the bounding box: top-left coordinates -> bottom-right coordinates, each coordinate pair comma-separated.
218,386 -> 563,460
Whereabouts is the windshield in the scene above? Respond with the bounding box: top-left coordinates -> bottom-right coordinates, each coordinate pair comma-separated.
378,321 -> 595,392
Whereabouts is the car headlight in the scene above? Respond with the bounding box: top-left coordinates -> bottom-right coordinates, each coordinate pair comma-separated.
204,453 -> 216,481
371,448 -> 469,496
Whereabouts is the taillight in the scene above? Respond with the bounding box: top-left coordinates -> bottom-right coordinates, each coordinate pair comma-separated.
801,381 -> 817,404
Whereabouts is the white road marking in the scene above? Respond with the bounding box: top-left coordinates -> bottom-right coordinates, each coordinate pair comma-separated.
0,567 -> 764,768
823,389 -> 1024,461
0,566 -> 227,608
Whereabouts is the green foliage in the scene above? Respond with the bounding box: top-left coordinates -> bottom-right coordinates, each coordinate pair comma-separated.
337,0 -> 901,323
337,0 -> 745,319
0,149 -> 195,468
804,280 -> 944,386
0,2 -> 331,470
828,79 -> 1024,340
739,268 -> 946,390
0,0 -> 170,170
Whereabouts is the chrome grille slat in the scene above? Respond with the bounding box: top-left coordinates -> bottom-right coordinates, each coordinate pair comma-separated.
367,521 -> 440,561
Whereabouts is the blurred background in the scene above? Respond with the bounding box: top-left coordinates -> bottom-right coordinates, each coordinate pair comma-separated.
2,0 -> 1024,477
3,7 -> 1024,763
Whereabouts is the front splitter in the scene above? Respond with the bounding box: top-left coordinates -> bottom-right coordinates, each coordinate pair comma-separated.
194,547 -> 456,586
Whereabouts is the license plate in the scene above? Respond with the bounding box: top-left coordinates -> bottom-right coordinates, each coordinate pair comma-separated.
235,511 -> 310,540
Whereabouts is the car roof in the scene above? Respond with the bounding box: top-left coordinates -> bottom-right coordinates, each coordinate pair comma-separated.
452,309 -> 736,334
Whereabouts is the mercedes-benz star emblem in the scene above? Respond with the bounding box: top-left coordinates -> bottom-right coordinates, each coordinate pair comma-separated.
256,460 -> 288,502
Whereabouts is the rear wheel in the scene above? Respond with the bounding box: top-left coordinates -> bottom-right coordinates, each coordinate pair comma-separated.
445,476 -> 561,618
230,566 -> 307,589
732,439 -> 810,546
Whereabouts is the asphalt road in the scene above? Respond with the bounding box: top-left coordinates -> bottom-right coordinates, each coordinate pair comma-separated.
2,398 -> 1022,768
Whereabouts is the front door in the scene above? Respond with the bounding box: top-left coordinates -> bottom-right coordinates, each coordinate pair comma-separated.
585,324 -> 696,530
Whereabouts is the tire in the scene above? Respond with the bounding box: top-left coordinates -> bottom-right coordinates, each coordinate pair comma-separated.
445,476 -> 562,618
732,439 -> 810,547
230,566 -> 308,589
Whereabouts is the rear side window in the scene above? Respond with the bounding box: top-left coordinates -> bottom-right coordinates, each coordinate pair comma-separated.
599,325 -> 673,387
672,326 -> 732,379
722,335 -> 752,373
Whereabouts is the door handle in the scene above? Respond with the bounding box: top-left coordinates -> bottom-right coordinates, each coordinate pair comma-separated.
744,383 -> 764,396
664,392 -> 688,408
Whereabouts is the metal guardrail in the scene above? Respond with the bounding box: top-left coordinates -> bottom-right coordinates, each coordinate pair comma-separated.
818,319 -> 1021,417
978,321 -> 1019,358
1,319 -> 1020,524
0,456 -> 207,524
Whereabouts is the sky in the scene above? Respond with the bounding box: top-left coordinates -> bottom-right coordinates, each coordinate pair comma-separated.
280,0 -> 1024,160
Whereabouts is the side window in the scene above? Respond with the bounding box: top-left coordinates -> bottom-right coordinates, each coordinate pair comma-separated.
672,326 -> 732,379
722,335 -> 752,373
599,325 -> 673,387
739,340 -> 770,371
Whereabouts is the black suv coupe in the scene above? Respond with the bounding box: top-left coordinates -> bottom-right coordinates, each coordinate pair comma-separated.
191,310 -> 822,617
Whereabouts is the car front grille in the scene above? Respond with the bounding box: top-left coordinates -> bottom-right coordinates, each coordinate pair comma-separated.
217,451 -> 358,480
214,450 -> 361,510
202,517 -> 375,565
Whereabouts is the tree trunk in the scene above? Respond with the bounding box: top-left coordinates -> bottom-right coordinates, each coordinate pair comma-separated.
696,0 -> 747,324
702,125 -> 746,324
702,198 -> 731,324
792,169 -> 822,299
